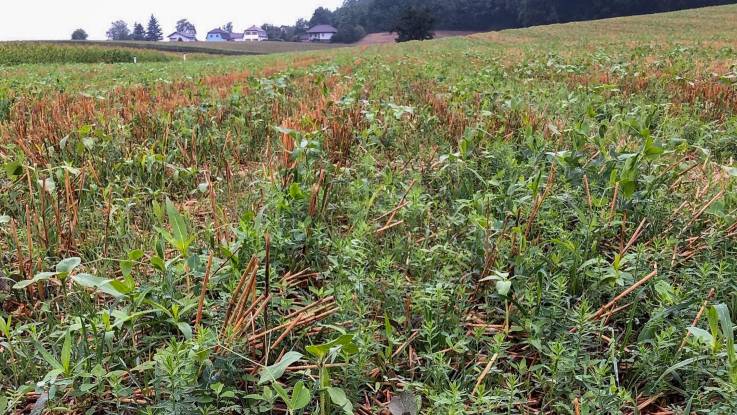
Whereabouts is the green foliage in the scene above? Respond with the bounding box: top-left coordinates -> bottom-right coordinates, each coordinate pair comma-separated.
3,5 -> 737,414
392,6 -> 435,43
107,20 -> 131,41
309,0 -> 737,34
71,29 -> 88,41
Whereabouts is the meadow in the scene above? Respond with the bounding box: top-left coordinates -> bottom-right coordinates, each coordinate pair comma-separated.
1,4 -> 737,414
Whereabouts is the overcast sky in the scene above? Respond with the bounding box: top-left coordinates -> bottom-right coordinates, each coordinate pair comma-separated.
0,0 -> 344,41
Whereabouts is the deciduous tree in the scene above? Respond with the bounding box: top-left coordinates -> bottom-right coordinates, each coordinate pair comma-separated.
392,6 -> 435,42
106,21 -> 131,41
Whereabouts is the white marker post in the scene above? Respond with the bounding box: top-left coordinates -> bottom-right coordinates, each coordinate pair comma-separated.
183,54 -> 187,61
133,56 -> 137,64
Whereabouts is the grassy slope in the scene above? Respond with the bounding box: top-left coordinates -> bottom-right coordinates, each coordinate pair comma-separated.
2,4 -> 737,414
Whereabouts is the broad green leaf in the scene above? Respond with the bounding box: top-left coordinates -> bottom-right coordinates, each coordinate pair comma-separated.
687,327 -> 713,346
291,381 -> 311,410
272,382 -> 291,408
120,260 -> 133,278
306,334 -> 357,359
72,274 -> 128,298
13,272 -> 57,289
55,257 -> 81,274
60,333 -> 72,374
176,321 -> 192,339
656,356 -> 708,385
72,273 -> 106,289
151,255 -> 166,272
259,351 -> 303,385
496,280 -> 512,297
36,344 -> 63,371
326,387 -> 353,415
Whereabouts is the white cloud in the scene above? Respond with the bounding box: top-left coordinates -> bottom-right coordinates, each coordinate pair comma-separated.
0,0 -> 343,40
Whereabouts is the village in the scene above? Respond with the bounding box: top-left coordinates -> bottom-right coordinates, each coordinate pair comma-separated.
167,24 -> 337,42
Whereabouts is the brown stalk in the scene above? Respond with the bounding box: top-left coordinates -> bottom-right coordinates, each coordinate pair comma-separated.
592,266 -> 658,320
271,313 -> 304,351
378,179 -> 416,234
284,296 -> 335,320
308,169 -> 325,217
607,182 -> 619,224
222,256 -> 259,330
680,189 -> 725,235
248,306 -> 339,343
471,353 -> 499,396
524,163 -> 557,240
38,178 -> 49,250
375,220 -> 404,234
264,233 -> 271,360
225,258 -> 260,330
389,331 -> 418,364
678,288 -> 716,351
195,253 -> 214,328
620,218 -> 647,257
601,302 -> 634,324
231,294 -> 272,338
205,171 -> 221,243
582,175 -> 592,211
24,204 -> 36,297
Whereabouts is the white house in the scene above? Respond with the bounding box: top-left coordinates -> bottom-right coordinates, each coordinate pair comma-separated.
242,25 -> 268,41
306,25 -> 337,42
168,31 -> 196,42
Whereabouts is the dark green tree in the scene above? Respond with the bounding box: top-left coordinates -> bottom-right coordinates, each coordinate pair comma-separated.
261,24 -> 285,40
309,7 -> 335,26
392,6 -> 435,42
106,20 -> 131,41
145,14 -> 163,41
71,29 -> 88,40
132,23 -> 146,41
222,22 -> 234,33
332,24 -> 366,43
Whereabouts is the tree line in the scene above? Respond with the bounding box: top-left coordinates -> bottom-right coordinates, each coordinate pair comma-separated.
307,0 -> 737,42
104,15 -> 166,41
73,0 -> 736,43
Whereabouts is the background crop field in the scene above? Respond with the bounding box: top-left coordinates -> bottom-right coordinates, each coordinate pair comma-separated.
1,4 -> 737,415
52,40 -> 343,55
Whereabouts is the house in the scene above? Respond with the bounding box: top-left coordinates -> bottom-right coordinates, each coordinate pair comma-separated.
243,25 -> 268,41
206,28 -> 233,42
230,32 -> 245,41
306,24 -> 337,42
167,31 -> 196,42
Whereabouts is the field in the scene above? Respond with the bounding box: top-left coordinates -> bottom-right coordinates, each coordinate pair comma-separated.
0,42 -> 194,66
1,4 -> 737,414
52,40 -> 343,56
0,41 -> 341,66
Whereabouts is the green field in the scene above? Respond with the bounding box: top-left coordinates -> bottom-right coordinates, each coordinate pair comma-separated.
0,40 -> 341,66
0,42 -> 194,66
2,4 -> 737,414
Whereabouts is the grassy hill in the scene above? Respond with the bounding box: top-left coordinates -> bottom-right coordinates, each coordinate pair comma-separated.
2,4 -> 737,414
